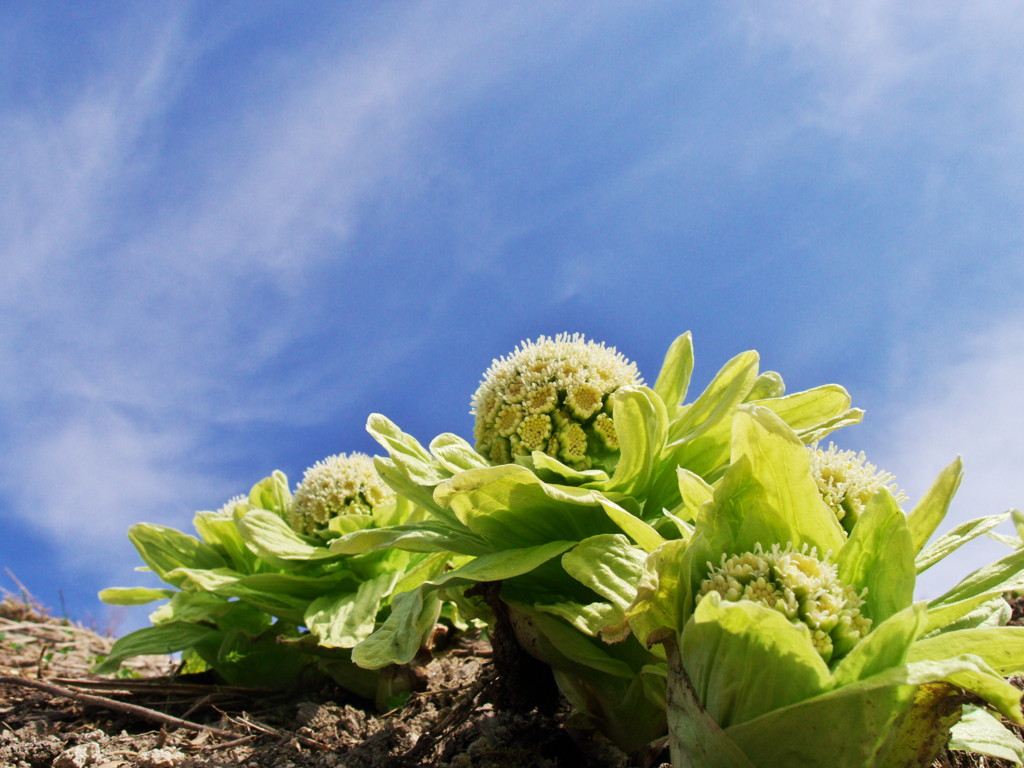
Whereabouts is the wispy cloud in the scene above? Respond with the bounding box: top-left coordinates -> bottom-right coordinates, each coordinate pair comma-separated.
0,2 -> 631,588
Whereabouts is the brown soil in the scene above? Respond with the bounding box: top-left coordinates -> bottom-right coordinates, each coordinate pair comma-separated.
1,592 -> 1022,768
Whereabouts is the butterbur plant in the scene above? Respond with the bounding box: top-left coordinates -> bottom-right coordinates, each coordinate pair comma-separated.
336,332 -> 863,751
622,406 -> 1024,767
99,454 -> 446,706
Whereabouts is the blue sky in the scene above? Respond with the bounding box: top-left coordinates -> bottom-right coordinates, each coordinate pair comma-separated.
2,2 -> 1023,633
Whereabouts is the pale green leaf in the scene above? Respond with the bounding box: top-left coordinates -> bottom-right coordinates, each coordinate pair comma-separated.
674,467 -> 713,523
744,371 -> 785,401
305,572 -> 400,648
329,522 -> 487,557
95,622 -> 218,674
351,587 -> 442,668
435,465 -> 615,548
748,384 -> 852,432
98,587 -> 175,606
599,496 -> 664,553
247,470 -> 292,518
909,627 -> 1024,676
680,592 -> 832,728
149,590 -> 228,625
686,406 -> 844,577
535,600 -> 620,637
916,512 -> 1010,574
725,654 -> 1024,766
906,458 -> 963,555
562,534 -> 646,611
653,332 -> 694,408
831,602 -> 928,688
526,451 -> 609,485
663,635 -> 758,768
193,511 -> 257,573
128,524 -> 227,587
927,548 -> 1024,632
603,386 -> 668,499
949,706 -> 1024,765
626,538 -> 689,648
428,433 -> 489,474
794,408 -> 864,445
668,350 -> 759,444
837,489 -> 916,626
366,413 -> 449,486
236,510 -> 342,562
923,596 -> 1011,635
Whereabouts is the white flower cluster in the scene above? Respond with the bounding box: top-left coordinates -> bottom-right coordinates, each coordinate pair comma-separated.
471,333 -> 642,470
699,543 -> 871,664
809,444 -> 907,534
289,452 -> 394,535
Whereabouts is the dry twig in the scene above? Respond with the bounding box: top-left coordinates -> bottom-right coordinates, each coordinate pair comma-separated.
0,675 -> 244,740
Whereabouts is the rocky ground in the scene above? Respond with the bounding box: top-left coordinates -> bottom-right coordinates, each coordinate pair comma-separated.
1,591 -> 1022,768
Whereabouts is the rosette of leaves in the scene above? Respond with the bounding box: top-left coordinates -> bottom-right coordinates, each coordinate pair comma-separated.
617,406 -> 1024,767
335,332 -> 861,750
99,457 -> 448,705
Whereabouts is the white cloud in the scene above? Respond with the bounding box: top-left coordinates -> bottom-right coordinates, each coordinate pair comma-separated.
0,2 -> 628,577
6,406 -> 224,576
870,313 -> 1024,599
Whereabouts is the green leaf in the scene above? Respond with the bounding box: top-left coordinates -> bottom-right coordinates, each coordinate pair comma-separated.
686,407 -> 844,584
236,510 -> 342,562
748,384 -> 852,432
367,413 -> 449,486
428,433 -> 489,474
680,592 -> 832,728
435,465 -> 616,548
744,371 -> 785,401
329,522 -> 487,557
949,706 -> 1024,765
662,635 -> 758,768
128,523 -> 227,587
653,332 -> 694,408
831,603 -> 928,688
562,534 -> 646,611
351,587 -> 442,668
909,627 -> 1024,676
247,470 -> 292,518
837,489 -> 916,626
674,467 -> 713,522
561,534 -> 646,639
526,451 -> 610,485
603,386 -> 668,499
170,567 -> 310,624
793,409 -> 865,445
305,572 -> 400,648
725,655 -> 1024,766
916,512 -> 1011,574
430,540 -> 577,586
149,590 -> 228,625
924,596 -> 1011,635
927,548 -> 1024,632
626,538 -> 689,648
98,587 -> 175,606
906,458 -> 963,555
95,622 -> 218,674
511,605 -> 637,678
668,350 -> 759,444
599,496 -> 665,553
193,511 -> 259,573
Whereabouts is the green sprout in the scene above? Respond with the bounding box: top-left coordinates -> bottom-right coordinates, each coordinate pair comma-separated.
472,333 -> 641,470
808,443 -> 907,535
290,452 -> 395,535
